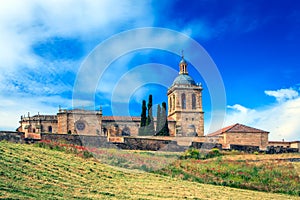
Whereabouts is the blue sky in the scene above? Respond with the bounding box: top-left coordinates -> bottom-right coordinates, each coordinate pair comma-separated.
0,0 -> 300,141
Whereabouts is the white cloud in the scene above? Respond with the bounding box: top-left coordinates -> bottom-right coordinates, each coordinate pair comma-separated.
0,94 -> 71,131
0,0 -> 154,69
181,20 -> 215,40
265,88 -> 299,102
227,104 -> 249,113
0,0 -> 155,130
226,88 -> 300,141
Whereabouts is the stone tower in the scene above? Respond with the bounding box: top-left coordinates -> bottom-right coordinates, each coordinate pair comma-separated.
167,54 -> 204,136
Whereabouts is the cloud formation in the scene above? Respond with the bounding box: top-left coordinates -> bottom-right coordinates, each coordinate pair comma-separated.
0,0 -> 299,143
265,88 -> 299,102
0,0 -> 154,130
226,87 -> 300,141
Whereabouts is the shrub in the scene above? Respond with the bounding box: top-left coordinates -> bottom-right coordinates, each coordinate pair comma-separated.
83,150 -> 94,159
206,148 -> 221,159
181,148 -> 200,159
181,148 -> 222,160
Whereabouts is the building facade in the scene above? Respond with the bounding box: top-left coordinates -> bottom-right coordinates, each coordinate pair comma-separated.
207,123 -> 269,150
167,55 -> 204,136
18,56 -> 201,137
19,55 -> 295,152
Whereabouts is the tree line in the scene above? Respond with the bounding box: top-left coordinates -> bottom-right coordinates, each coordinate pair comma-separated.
139,94 -> 169,136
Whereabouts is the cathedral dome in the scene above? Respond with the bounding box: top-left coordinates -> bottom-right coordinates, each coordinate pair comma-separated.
172,74 -> 196,85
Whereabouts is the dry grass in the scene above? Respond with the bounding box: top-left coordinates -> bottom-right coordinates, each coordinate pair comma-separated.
0,141 -> 299,199
224,152 -> 300,161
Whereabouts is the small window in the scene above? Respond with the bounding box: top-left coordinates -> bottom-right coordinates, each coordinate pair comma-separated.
173,95 -> 175,110
48,126 -> 52,133
192,118 -> 194,121
181,93 -> 186,109
192,94 -> 196,109
186,118 -> 188,121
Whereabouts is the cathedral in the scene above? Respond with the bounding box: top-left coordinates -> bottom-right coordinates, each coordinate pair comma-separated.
18,55 -> 205,138
17,55 -> 300,152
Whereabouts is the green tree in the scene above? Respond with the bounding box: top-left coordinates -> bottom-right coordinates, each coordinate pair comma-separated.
160,102 -> 170,136
155,102 -> 169,136
146,94 -> 155,135
139,100 -> 147,135
155,104 -> 161,135
141,100 -> 147,127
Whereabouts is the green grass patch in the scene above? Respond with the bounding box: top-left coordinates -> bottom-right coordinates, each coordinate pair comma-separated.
156,153 -> 300,196
0,140 -> 299,199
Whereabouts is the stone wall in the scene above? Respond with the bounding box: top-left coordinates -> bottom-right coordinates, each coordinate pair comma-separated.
2,131 -> 299,154
103,120 -> 139,137
230,144 -> 260,153
191,142 -> 222,150
57,110 -> 101,135
0,131 -> 25,143
41,133 -> 110,148
266,146 -> 299,154
224,132 -> 268,150
268,141 -> 300,152
115,137 -> 186,151
290,142 -> 300,150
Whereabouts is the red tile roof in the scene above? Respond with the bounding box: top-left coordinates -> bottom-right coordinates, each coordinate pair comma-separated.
207,123 -> 269,136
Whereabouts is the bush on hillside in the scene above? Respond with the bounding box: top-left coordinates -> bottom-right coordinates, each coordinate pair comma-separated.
180,148 -> 222,160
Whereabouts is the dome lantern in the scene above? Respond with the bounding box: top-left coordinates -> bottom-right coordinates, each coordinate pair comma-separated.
179,50 -> 188,75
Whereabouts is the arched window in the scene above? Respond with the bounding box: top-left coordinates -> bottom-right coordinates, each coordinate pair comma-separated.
181,93 -> 186,109
103,127 -> 107,136
169,97 -> 172,111
173,95 -> 175,110
192,94 -> 196,109
48,126 -> 52,133
122,126 -> 131,136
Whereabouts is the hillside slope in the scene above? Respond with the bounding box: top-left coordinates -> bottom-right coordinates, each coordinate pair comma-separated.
0,141 -> 298,200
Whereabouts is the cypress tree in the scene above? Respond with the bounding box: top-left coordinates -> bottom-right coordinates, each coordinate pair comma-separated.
141,100 -> 147,127
139,100 -> 147,135
155,104 -> 161,135
161,102 -> 170,136
146,94 -> 155,135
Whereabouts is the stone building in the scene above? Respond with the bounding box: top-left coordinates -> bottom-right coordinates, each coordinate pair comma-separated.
18,55 -> 200,137
207,123 -> 269,150
167,55 -> 204,136
19,55 -> 293,151
57,109 -> 102,135
268,140 -> 300,149
19,113 -> 58,138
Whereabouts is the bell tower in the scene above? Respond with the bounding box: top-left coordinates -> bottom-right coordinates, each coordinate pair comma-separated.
167,54 -> 204,136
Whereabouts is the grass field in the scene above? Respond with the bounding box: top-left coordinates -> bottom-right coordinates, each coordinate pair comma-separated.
0,141 -> 299,199
156,152 -> 300,196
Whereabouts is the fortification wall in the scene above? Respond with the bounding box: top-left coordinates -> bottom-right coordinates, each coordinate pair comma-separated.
191,142 -> 222,150
1,131 -> 298,153
0,131 -> 25,143
115,137 -> 187,151
41,134 -> 110,148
